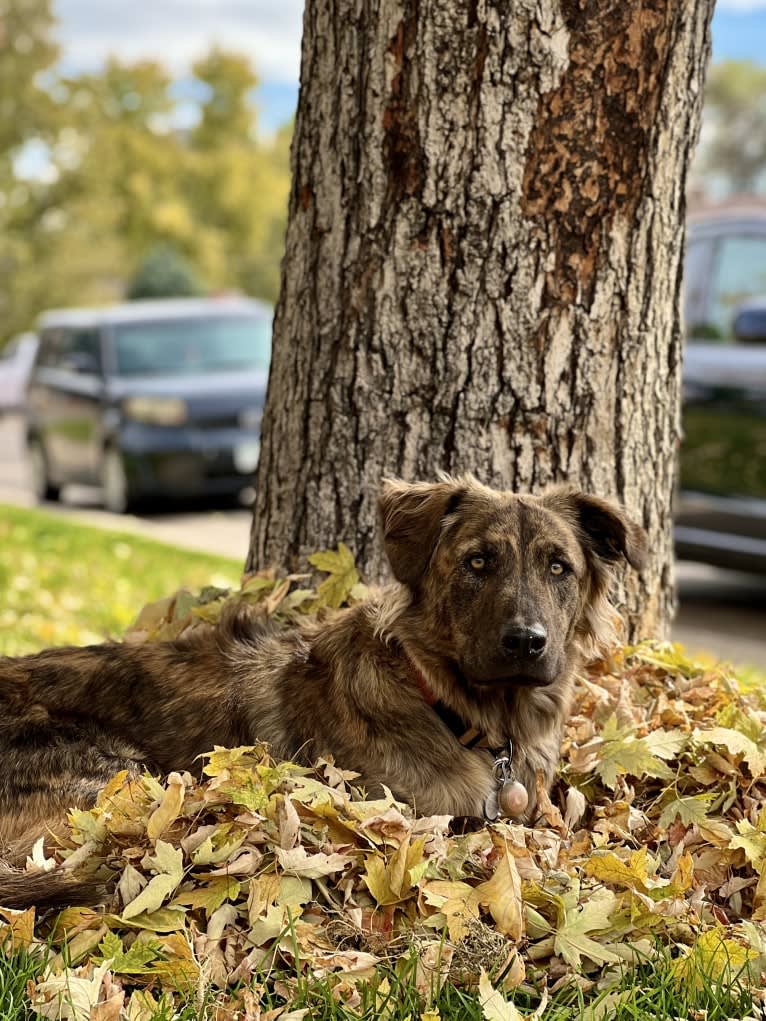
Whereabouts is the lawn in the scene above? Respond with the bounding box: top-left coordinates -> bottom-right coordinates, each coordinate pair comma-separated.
1,505 -> 765,1021
0,504 -> 242,656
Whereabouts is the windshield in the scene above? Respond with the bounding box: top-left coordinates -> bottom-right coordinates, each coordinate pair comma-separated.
112,315 -> 271,376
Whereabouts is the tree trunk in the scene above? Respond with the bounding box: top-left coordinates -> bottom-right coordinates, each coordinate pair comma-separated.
248,0 -> 715,640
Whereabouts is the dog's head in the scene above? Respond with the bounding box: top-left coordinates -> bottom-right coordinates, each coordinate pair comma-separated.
379,475 -> 647,689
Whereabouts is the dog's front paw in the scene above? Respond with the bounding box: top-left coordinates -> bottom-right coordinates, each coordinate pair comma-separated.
448,814 -> 486,835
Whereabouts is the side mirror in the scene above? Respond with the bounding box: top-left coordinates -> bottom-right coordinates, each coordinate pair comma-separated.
733,303 -> 766,345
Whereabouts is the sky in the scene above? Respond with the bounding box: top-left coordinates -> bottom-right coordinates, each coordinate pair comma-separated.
52,0 -> 766,135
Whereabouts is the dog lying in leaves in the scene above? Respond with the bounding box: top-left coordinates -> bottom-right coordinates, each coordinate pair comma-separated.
0,476 -> 646,906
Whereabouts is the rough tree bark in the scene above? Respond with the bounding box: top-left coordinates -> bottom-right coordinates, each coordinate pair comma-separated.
248,0 -> 715,639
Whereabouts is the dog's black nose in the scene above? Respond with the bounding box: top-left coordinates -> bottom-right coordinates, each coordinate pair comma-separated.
503,624 -> 547,660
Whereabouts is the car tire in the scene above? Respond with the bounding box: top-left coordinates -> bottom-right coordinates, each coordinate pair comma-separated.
100,447 -> 136,515
28,438 -> 61,503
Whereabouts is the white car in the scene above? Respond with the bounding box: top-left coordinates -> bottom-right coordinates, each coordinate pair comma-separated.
0,333 -> 38,415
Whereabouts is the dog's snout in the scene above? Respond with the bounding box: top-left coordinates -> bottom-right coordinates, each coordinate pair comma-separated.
502,623 -> 547,660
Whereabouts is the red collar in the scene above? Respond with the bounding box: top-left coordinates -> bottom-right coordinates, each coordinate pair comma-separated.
407,656 -> 485,749
411,662 -> 439,706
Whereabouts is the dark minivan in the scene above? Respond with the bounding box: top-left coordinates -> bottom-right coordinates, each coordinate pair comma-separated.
26,296 -> 272,512
678,206 -> 766,572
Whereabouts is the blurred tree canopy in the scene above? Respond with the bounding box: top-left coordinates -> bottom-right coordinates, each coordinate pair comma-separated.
696,60 -> 766,195
0,3 -> 291,345
126,244 -> 204,300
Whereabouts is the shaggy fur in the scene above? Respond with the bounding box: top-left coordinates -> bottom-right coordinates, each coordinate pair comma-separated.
0,476 -> 647,908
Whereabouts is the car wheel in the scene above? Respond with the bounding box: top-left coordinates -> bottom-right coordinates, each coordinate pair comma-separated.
28,438 -> 61,502
100,447 -> 135,514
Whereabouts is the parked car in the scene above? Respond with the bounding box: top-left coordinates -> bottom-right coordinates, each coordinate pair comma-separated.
0,333 -> 38,415
25,297 -> 272,513
677,206 -> 766,572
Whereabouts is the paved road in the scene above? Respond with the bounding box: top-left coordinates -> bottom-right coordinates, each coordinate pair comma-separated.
1,415 -> 764,667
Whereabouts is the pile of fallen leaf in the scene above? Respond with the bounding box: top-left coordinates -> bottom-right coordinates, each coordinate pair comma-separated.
3,550 -> 766,1020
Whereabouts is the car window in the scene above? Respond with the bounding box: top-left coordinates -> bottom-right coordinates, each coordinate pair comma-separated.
708,236 -> 766,340
112,316 -> 272,376
38,327 -> 102,373
37,328 -> 62,367
683,238 -> 711,330
65,328 -> 102,372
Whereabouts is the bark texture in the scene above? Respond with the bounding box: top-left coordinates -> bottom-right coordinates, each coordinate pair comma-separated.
249,0 -> 715,639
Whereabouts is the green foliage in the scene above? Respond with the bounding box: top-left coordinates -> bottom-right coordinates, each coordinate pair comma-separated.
699,60 -> 766,193
126,244 -> 204,300
191,48 -> 259,149
0,936 -> 48,1021
0,38 -> 291,344
0,0 -> 58,155
0,504 -> 240,655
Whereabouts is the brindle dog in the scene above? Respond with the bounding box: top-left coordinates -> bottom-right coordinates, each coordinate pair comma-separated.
0,476 -> 647,907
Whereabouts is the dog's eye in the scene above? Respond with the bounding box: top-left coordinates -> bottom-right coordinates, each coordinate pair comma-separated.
550,561 -> 567,576
468,555 -> 486,572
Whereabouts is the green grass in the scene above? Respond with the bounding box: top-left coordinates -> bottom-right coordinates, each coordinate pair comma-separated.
271,948 -> 761,1021
3,944 -> 753,1021
0,943 -> 47,1021
0,503 -> 242,655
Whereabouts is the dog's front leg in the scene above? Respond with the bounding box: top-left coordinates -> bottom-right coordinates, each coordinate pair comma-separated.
356,743 -> 497,820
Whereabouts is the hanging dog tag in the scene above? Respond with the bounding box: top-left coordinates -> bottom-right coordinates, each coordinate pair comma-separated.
498,779 -> 529,818
484,786 -> 500,822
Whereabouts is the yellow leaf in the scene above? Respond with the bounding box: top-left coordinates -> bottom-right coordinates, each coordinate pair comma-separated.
643,728 -> 688,760
191,826 -> 247,865
276,846 -> 353,879
668,852 -> 695,895
671,930 -> 757,992
472,844 -> 524,940
148,931 -> 200,986
585,848 -> 654,895
478,970 -> 525,1021
730,818 -> 766,873
32,960 -> 112,1021
658,793 -> 714,830
308,543 -> 359,608
595,716 -> 674,788
202,745 -> 261,777
122,841 -> 184,920
116,906 -> 187,932
694,727 -> 766,777
146,772 -> 186,840
240,574 -> 278,597
363,835 -> 424,906
173,876 -> 240,917
0,906 -> 35,949
122,875 -> 180,921
126,990 -> 169,1021
553,888 -> 621,968
277,876 -> 313,908
421,880 -> 480,941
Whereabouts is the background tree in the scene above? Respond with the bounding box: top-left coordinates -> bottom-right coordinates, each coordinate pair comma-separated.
696,61 -> 766,195
0,0 -> 59,339
0,47 -> 292,345
0,0 -> 57,155
249,0 -> 716,640
126,244 -> 204,300
189,49 -> 292,301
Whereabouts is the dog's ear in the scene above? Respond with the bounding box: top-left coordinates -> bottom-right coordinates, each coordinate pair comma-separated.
540,487 -> 648,656
540,487 -> 648,571
379,477 -> 467,588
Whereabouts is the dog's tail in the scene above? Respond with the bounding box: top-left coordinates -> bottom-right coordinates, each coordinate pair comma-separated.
0,822 -> 107,912
0,863 -> 106,912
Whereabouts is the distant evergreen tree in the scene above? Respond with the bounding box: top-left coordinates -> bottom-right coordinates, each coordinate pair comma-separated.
126,245 -> 204,300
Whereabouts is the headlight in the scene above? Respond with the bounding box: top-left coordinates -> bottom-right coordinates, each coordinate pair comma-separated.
122,396 -> 188,426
